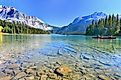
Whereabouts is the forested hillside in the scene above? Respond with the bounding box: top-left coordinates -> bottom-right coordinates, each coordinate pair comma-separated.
86,14 -> 121,36
0,20 -> 50,34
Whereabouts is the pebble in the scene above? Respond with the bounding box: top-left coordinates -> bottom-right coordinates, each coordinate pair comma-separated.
3,69 -> 14,75
27,75 -> 35,80
25,68 -> 35,74
47,73 -> 57,79
29,65 -> 37,70
98,75 -> 111,80
40,75 -> 48,80
0,61 -> 3,64
0,75 -> 12,80
13,69 -> 21,75
0,72 -> 7,77
7,64 -> 20,69
14,72 -> 26,79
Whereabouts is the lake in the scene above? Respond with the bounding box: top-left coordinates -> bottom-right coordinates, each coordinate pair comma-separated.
0,34 -> 121,79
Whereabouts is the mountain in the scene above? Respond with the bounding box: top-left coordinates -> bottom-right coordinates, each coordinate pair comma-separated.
57,12 -> 107,34
0,5 -> 53,31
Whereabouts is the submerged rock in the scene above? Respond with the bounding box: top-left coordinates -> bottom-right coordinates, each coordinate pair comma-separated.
0,72 -> 7,78
25,68 -> 35,74
0,75 -> 12,80
14,72 -> 26,79
29,65 -> 37,70
98,75 -> 111,80
26,75 -> 35,80
7,64 -> 20,69
47,73 -> 57,79
54,66 -> 72,76
40,75 -> 48,80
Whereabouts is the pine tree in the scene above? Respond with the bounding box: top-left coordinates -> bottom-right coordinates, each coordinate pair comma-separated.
115,14 -> 120,34
108,15 -> 112,27
105,16 -> 109,27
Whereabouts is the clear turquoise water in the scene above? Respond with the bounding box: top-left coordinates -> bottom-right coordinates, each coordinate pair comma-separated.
0,34 -> 121,74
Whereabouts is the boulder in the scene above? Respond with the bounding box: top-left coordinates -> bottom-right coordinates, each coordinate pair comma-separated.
54,66 -> 72,76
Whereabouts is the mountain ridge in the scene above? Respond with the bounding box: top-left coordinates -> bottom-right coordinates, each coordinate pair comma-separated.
0,5 -> 53,31
56,12 -> 107,34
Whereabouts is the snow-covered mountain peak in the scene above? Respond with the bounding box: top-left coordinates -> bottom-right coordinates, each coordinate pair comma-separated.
0,5 -> 52,30
57,12 -> 107,34
82,12 -> 106,20
72,12 -> 107,24
92,12 -> 106,16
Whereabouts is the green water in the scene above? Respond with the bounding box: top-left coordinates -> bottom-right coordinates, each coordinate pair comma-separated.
0,34 -> 121,73
1,34 -> 121,53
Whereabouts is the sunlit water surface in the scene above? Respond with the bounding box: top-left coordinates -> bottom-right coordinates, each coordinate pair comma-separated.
0,34 -> 121,75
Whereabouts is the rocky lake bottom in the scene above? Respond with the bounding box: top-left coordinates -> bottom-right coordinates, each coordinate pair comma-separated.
0,34 -> 121,80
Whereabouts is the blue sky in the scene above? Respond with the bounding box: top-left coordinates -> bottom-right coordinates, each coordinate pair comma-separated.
0,0 -> 121,27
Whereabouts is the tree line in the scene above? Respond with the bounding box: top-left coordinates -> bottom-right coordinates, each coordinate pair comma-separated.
86,14 -> 121,36
0,20 -> 50,34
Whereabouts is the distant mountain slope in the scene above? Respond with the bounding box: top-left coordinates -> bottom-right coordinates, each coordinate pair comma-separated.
57,12 -> 107,34
0,5 -> 53,31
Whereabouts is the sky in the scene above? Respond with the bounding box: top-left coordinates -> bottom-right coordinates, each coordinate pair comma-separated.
0,0 -> 121,27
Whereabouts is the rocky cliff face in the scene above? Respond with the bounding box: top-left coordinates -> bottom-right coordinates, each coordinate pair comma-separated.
0,5 -> 53,30
57,12 -> 107,34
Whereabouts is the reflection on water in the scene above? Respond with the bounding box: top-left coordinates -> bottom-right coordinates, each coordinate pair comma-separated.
0,34 -> 51,61
0,34 -> 121,55
50,35 -> 121,53
2,34 -> 51,48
